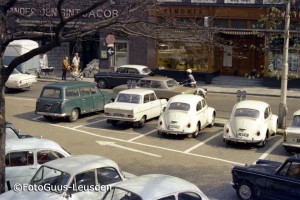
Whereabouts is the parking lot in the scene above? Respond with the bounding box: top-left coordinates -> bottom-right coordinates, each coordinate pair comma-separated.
5,86 -> 295,200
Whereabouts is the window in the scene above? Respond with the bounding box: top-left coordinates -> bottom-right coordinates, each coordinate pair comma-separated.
103,188 -> 141,200
72,170 -> 96,192
41,89 -> 61,99
127,68 -> 138,74
144,94 -> 150,103
225,0 -> 255,3
192,0 -> 216,3
150,93 -> 156,101
292,115 -> 300,127
232,19 -> 247,29
234,108 -> 260,118
278,162 -> 300,180
263,0 -> 284,4
158,196 -> 176,200
178,192 -> 202,200
196,101 -> 202,111
151,81 -> 163,88
202,100 -> 207,108
66,88 -> 80,98
116,67 -> 126,73
97,167 -> 122,185
116,94 -> 141,104
115,42 -> 128,67
138,80 -> 151,88
37,150 -> 65,164
6,127 -> 19,139
80,87 -> 91,96
6,151 -> 34,166
91,86 -> 98,94
264,107 -> 270,119
169,102 -> 190,111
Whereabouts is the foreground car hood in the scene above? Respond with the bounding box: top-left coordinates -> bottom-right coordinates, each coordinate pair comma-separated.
231,117 -> 258,133
0,190 -> 61,200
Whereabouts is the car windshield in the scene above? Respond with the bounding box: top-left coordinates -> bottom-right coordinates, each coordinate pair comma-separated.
116,93 -> 141,104
41,88 -> 61,99
11,69 -> 21,75
234,108 -> 260,118
103,188 -> 142,200
30,166 -> 70,194
169,102 -> 190,111
142,68 -> 152,74
291,115 -> 300,127
166,80 -> 179,88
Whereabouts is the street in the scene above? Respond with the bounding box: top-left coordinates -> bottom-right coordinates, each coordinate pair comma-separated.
4,81 -> 300,200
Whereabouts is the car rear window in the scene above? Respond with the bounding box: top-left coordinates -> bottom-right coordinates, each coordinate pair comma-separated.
291,115 -> 300,127
234,108 -> 259,118
41,88 -> 61,99
166,80 -> 179,88
142,68 -> 152,74
169,102 -> 190,111
116,93 -> 141,104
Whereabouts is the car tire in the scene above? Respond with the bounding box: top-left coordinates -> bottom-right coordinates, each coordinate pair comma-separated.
237,181 -> 256,200
97,79 -> 107,89
43,115 -> 53,121
69,108 -> 79,122
138,116 -> 146,128
192,123 -> 201,138
209,113 -> 215,127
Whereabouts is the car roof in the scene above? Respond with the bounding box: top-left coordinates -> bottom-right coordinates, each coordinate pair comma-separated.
293,109 -> 300,116
169,94 -> 204,104
119,89 -> 155,95
43,81 -> 96,89
43,154 -> 120,175
140,76 -> 174,81
235,100 -> 269,111
112,174 -> 201,198
118,65 -> 149,70
6,138 -> 66,152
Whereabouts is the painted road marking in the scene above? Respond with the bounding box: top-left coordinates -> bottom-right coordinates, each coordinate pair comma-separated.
51,123 -> 244,165
127,129 -> 157,142
73,119 -> 107,129
6,96 -> 36,101
184,132 -> 223,153
96,141 -> 161,157
254,137 -> 283,164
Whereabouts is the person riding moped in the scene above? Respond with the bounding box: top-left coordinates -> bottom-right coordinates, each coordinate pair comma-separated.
181,69 -> 197,88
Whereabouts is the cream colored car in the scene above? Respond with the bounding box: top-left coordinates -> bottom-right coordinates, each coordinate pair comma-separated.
283,109 -> 300,152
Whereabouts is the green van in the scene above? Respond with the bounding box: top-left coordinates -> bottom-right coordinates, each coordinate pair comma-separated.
35,81 -> 116,122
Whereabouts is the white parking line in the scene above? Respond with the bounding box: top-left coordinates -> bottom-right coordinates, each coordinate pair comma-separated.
6,96 -> 36,101
254,137 -> 283,164
73,119 -> 107,129
127,129 -> 157,142
184,132 -> 223,153
51,123 -> 244,165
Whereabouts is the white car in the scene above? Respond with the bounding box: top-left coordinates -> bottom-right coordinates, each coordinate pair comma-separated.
5,68 -> 37,91
282,109 -> 300,152
157,94 -> 215,138
223,100 -> 278,147
1,155 -> 135,200
104,89 -> 167,128
102,174 -> 209,200
5,138 -> 70,191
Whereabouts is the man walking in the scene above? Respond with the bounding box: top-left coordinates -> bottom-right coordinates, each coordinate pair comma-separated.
62,56 -> 70,80
72,52 -> 80,73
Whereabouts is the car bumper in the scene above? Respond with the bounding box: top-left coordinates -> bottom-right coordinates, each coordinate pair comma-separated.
106,116 -> 137,122
36,111 -> 67,117
157,129 -> 195,135
223,136 -> 262,144
282,142 -> 300,149
6,82 -> 34,89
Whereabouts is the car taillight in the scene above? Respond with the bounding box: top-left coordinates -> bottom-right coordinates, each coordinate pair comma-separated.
256,131 -> 260,136
159,121 -> 162,125
104,112 -> 110,116
128,114 -> 134,118
226,128 -> 229,133
187,123 -> 191,128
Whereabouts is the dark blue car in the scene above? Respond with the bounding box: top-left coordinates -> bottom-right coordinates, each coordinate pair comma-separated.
232,155 -> 300,200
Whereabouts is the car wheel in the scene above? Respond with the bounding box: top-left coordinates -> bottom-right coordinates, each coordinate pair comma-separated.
97,79 -> 107,89
138,116 -> 146,128
237,181 -> 256,200
192,123 -> 201,138
43,115 -> 53,121
209,113 -> 215,127
69,109 -> 79,122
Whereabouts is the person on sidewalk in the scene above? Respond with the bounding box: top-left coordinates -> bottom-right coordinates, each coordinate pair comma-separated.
62,56 -> 70,80
72,52 -> 80,73
181,69 -> 197,88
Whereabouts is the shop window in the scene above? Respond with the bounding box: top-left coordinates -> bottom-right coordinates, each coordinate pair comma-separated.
231,20 -> 247,29
192,0 -> 216,3
114,41 -> 128,67
225,0 -> 254,3
213,19 -> 228,28
263,0 -> 284,4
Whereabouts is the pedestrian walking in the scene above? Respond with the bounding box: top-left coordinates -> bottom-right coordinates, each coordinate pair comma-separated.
62,56 -> 70,80
72,52 -> 80,73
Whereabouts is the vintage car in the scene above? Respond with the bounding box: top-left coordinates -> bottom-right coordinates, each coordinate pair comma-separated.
223,100 -> 278,147
1,154 -> 135,200
5,138 -> 70,191
157,94 -> 215,138
35,81 -> 116,122
113,76 -> 207,100
5,68 -> 37,91
231,154 -> 300,200
94,64 -> 154,88
103,174 -> 209,200
104,89 -> 167,128
6,121 -> 33,140
282,109 -> 300,152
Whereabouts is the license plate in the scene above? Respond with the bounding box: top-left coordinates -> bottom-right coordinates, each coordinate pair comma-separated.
114,113 -> 124,117
238,132 -> 249,137
168,125 -> 180,129
45,105 -> 51,111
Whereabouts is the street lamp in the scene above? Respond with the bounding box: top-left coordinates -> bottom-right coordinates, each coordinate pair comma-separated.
278,0 -> 291,129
